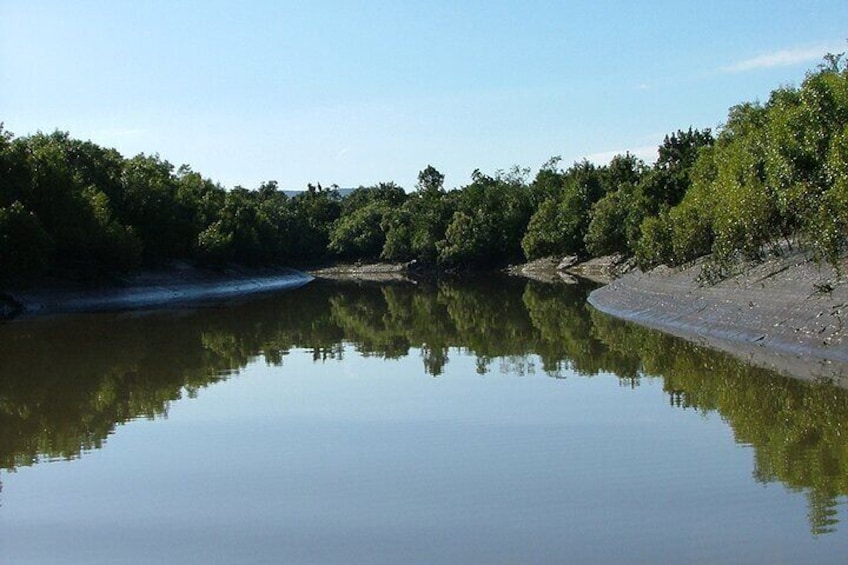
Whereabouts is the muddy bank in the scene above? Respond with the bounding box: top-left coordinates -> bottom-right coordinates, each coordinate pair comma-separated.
588,251 -> 848,384
506,257 -> 579,284
508,254 -> 635,284
3,263 -> 313,318
308,261 -> 418,283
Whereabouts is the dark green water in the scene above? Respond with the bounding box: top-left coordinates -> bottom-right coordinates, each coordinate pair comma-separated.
1,276 -> 847,563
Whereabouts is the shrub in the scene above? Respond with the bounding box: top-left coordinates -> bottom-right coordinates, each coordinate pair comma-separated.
0,201 -> 54,281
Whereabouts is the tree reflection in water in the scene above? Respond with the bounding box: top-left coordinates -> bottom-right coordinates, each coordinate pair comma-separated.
0,276 -> 846,534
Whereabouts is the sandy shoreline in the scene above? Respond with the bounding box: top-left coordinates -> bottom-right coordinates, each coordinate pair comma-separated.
2,263 -> 313,318
588,251 -> 848,385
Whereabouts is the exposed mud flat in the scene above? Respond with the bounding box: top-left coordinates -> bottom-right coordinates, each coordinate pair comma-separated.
588,251 -> 848,384
308,261 -> 419,283
507,254 -> 635,285
2,263 -> 313,318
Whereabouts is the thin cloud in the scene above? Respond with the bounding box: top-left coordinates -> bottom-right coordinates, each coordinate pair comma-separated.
583,145 -> 659,165
721,43 -> 844,73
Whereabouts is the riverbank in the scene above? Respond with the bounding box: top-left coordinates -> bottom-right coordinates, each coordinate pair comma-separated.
1,262 -> 313,318
307,261 -> 419,283
507,254 -> 635,284
7,251 -> 848,386
588,250 -> 848,384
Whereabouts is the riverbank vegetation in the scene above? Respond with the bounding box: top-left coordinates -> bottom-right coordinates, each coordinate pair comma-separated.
1,54 -> 846,284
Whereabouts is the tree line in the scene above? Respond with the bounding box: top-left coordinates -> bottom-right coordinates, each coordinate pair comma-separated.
1,54 -> 846,283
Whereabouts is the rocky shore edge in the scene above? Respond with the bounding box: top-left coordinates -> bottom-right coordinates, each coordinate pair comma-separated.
307,261 -> 419,283
506,253 -> 635,285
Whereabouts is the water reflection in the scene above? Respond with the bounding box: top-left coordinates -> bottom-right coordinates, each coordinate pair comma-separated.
1,276 -> 847,535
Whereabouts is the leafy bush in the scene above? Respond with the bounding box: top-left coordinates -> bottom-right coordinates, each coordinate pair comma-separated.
522,198 -> 565,260
585,189 -> 633,257
0,201 -> 54,281
635,212 -> 673,269
195,220 -> 234,265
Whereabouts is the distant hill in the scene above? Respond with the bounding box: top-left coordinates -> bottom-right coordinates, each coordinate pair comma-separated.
283,188 -> 356,198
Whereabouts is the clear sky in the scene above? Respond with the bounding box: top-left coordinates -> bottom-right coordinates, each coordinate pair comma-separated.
1,1 -> 846,191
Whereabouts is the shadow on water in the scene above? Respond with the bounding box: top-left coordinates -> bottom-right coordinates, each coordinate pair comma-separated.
1,275 -> 847,534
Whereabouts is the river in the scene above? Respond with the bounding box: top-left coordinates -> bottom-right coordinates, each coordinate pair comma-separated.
1,276 -> 846,563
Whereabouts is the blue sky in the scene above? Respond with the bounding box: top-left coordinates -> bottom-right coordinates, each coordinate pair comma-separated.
1,1 -> 846,191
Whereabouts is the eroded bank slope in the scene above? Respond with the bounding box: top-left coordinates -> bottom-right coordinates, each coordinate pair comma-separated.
588,251 -> 848,384
3,263 -> 313,318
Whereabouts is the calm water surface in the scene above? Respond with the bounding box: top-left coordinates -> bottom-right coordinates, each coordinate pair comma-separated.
1,276 -> 847,564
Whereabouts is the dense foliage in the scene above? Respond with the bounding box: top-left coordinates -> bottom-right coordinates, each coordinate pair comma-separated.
637,55 -> 848,272
0,127 -> 344,282
1,53 -> 846,283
